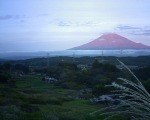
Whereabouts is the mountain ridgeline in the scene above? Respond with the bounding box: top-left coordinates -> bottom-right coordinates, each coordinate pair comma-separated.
70,33 -> 150,50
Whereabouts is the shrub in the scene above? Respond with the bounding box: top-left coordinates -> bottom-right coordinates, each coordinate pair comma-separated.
91,59 -> 150,120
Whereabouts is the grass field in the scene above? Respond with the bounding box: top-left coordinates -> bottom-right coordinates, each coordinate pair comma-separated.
0,75 -> 126,120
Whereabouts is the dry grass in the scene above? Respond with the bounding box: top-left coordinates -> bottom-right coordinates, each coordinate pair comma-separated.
91,59 -> 150,120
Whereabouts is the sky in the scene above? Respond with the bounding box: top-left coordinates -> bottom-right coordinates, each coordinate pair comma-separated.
0,0 -> 150,52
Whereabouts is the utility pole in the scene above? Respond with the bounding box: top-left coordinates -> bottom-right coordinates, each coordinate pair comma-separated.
73,52 -> 75,63
101,50 -> 104,62
120,50 -> 123,57
47,53 -> 50,69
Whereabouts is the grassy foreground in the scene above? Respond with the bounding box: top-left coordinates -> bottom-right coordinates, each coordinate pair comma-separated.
0,75 -> 126,120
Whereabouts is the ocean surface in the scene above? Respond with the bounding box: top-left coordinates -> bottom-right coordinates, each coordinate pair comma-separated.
0,50 -> 150,60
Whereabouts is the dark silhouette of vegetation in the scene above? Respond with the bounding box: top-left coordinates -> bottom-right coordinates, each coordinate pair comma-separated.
13,64 -> 29,73
0,56 -> 149,120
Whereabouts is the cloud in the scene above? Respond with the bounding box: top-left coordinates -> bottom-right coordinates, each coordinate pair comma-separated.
56,19 -> 112,27
58,21 -> 72,26
20,20 -> 25,23
131,30 -> 150,36
116,25 -> 141,31
0,14 -> 26,21
0,15 -> 13,20
115,24 -> 150,36
14,15 -> 26,19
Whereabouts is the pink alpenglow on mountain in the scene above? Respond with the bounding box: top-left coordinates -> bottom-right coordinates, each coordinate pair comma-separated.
70,33 -> 150,50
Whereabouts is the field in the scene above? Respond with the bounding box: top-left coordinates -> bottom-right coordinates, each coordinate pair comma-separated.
0,74 -> 128,120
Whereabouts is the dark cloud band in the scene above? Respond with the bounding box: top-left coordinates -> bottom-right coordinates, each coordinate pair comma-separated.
0,14 -> 26,21
0,15 -> 13,20
115,24 -> 150,36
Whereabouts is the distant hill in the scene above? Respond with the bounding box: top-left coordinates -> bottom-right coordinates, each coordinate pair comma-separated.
9,56 -> 150,67
0,59 -> 7,63
70,33 -> 150,50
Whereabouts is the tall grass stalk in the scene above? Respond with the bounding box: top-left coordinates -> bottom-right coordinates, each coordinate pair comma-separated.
90,59 -> 150,120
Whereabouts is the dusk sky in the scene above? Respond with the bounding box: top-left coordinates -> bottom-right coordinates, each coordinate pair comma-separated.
0,0 -> 150,52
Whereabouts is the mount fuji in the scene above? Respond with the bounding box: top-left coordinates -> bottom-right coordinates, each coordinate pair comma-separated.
70,33 -> 150,50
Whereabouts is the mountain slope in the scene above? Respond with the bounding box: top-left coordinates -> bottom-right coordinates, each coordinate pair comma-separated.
70,33 -> 150,50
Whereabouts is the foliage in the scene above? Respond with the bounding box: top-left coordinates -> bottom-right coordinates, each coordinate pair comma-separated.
91,59 -> 150,120
13,64 -> 29,73
0,56 -> 150,120
0,72 -> 10,83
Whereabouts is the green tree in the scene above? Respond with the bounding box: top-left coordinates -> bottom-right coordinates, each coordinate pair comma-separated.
0,72 -> 11,83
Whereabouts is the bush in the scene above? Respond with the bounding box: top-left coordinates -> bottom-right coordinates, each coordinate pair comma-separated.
0,72 -> 10,83
91,59 -> 150,120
